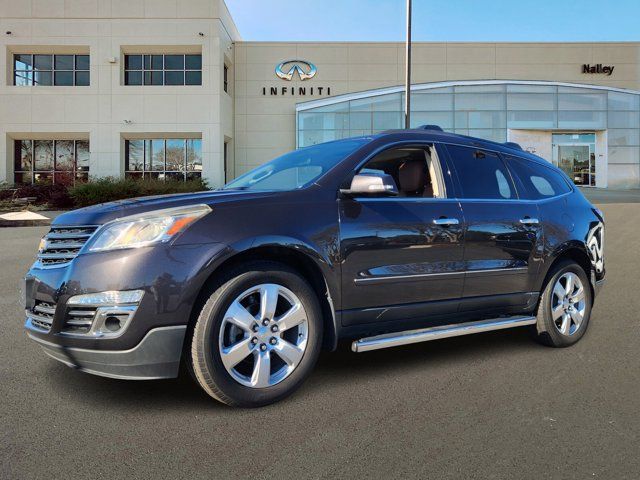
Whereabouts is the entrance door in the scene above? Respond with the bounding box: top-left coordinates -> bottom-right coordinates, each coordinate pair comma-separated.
552,133 -> 596,187
557,145 -> 593,186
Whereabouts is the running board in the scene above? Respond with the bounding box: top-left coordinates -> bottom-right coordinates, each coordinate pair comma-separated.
351,315 -> 537,353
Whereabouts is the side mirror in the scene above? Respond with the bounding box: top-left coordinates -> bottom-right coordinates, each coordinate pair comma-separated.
341,173 -> 399,197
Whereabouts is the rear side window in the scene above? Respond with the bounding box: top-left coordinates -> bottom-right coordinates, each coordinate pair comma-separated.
505,156 -> 572,199
445,145 -> 515,199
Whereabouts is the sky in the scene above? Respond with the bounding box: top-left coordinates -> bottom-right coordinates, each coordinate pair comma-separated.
225,0 -> 640,42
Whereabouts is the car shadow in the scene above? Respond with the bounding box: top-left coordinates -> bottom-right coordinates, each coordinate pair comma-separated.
43,362 -> 221,411
43,327 -> 539,410
311,326 -> 539,386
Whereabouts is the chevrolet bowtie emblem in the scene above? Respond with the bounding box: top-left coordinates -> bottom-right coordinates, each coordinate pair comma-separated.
275,60 -> 317,81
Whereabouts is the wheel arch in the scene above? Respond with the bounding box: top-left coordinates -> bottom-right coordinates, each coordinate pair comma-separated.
187,241 -> 340,354
538,242 -> 594,295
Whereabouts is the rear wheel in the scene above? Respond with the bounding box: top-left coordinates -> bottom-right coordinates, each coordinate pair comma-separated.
189,261 -> 322,407
534,260 -> 592,347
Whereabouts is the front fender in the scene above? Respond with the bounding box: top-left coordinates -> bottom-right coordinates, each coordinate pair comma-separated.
189,235 -> 341,350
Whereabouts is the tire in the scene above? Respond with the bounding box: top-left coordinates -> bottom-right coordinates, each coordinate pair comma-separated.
534,259 -> 593,348
189,261 -> 323,407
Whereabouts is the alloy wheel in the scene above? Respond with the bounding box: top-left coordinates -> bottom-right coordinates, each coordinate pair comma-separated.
551,272 -> 587,336
218,283 -> 309,388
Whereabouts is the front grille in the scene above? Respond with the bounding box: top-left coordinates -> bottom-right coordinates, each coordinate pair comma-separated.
27,301 -> 56,332
27,300 -> 98,334
38,225 -> 98,266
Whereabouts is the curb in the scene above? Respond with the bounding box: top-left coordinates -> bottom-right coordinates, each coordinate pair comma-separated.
0,211 -> 52,228
0,218 -> 51,228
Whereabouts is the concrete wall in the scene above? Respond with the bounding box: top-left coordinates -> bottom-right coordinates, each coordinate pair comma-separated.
0,0 -> 239,187
508,130 -> 553,162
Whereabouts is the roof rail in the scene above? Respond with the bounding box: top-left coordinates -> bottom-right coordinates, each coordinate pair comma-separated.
503,141 -> 523,150
415,125 -> 444,132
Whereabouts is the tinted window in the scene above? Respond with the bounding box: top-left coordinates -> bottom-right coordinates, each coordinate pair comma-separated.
124,54 -> 202,86
13,53 -> 89,86
505,156 -> 572,199
13,139 -> 90,185
124,138 -> 203,182
446,145 -> 514,199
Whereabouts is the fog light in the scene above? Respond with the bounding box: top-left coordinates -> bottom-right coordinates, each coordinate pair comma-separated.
63,290 -> 143,339
104,316 -> 123,332
90,306 -> 138,338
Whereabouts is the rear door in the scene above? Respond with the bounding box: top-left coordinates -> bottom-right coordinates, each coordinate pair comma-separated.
442,144 -> 543,309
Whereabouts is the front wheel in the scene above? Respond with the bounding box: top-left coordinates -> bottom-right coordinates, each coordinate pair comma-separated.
189,261 -> 323,407
534,260 -> 593,347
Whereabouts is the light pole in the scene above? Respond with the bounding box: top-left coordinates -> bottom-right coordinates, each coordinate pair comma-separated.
404,0 -> 412,129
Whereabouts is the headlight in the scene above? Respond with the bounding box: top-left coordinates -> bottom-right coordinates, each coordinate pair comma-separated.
88,204 -> 211,252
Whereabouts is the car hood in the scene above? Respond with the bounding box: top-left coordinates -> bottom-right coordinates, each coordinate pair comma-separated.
53,189 -> 279,226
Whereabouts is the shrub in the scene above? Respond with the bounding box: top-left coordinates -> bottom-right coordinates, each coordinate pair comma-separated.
0,182 -> 73,208
68,177 -> 210,208
0,177 -> 210,210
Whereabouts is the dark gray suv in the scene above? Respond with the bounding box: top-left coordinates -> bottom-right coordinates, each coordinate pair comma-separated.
24,128 -> 605,407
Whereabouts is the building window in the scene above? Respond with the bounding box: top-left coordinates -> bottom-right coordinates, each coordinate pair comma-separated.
124,54 -> 202,86
223,64 -> 229,93
14,139 -> 89,184
125,139 -> 202,180
13,54 -> 90,86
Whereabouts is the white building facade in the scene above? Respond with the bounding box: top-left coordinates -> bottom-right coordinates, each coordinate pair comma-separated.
2,1 -> 640,189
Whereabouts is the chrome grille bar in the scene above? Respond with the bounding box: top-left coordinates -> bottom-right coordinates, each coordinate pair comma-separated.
67,310 -> 95,317
46,232 -> 94,240
44,241 -> 87,249
65,318 -> 93,327
28,311 -> 54,325
33,302 -> 56,315
38,225 -> 98,266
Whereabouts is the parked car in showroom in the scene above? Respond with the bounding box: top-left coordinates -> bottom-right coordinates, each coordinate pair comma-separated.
23,126 -> 605,407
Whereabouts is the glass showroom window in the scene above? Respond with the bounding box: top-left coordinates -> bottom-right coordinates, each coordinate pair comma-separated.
125,139 -> 202,180
14,140 -> 90,184
124,54 -> 202,86
13,54 -> 90,86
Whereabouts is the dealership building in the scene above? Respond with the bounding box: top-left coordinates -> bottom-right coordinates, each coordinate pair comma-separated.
1,0 -> 640,189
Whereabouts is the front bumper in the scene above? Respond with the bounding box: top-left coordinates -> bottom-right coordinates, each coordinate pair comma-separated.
27,324 -> 187,380
23,240 -> 228,379
24,242 -> 225,349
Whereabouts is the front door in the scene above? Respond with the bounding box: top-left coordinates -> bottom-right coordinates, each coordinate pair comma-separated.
338,145 -> 465,326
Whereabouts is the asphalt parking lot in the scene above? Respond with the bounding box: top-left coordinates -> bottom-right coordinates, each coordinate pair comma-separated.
2,197 -> 640,479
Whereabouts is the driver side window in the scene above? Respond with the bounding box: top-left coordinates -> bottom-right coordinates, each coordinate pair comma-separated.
358,146 -> 443,198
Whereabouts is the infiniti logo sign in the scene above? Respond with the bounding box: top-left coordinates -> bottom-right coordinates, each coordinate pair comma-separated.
262,59 -> 330,96
275,60 -> 317,81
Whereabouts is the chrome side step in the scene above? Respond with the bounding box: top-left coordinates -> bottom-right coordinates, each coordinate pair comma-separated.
351,315 -> 537,353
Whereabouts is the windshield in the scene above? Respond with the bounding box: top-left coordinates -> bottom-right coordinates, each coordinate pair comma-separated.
223,139 -> 368,191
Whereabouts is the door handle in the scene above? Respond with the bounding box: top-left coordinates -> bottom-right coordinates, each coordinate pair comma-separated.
433,217 -> 460,226
519,217 -> 539,225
